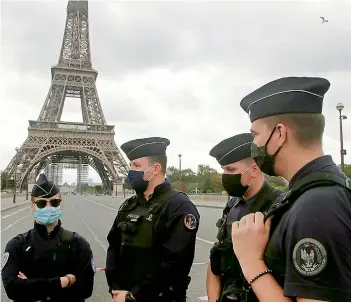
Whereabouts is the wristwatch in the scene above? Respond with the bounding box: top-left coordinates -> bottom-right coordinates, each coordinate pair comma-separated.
125,291 -> 135,302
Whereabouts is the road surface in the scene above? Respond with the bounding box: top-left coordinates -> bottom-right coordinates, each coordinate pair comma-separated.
1,194 -> 223,302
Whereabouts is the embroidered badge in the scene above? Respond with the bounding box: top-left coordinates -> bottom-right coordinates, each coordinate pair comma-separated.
1,252 -> 9,270
292,238 -> 327,277
184,214 -> 197,230
91,258 -> 96,273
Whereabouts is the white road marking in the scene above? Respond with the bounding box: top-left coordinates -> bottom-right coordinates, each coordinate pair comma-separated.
82,197 -> 118,212
199,296 -> 208,301
193,261 -> 209,265
71,202 -> 108,253
1,207 -> 29,219
1,216 -> 27,232
196,236 -> 215,245
83,197 -> 216,246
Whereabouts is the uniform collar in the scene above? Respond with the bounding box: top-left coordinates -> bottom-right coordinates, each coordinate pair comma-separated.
289,155 -> 335,189
137,179 -> 171,202
34,219 -> 62,239
234,179 -> 269,207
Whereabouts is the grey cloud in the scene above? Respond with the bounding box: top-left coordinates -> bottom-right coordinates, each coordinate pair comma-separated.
2,2 -> 351,78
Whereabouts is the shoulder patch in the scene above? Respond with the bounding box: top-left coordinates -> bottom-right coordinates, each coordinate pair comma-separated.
1,252 -> 9,270
292,238 -> 327,277
91,258 -> 96,273
184,214 -> 197,230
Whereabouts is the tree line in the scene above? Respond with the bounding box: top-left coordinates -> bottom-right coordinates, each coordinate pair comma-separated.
165,164 -> 290,194
2,164 -> 351,194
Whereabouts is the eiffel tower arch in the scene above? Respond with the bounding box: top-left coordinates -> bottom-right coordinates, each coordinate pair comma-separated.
3,0 -> 128,195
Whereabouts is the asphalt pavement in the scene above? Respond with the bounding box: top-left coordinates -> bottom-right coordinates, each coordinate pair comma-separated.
1,194 -> 223,302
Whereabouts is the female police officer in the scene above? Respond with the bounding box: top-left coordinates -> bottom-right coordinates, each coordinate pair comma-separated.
1,174 -> 95,302
232,77 -> 351,301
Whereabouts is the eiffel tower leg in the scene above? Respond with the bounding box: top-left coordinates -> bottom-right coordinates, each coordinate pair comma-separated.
112,181 -> 124,197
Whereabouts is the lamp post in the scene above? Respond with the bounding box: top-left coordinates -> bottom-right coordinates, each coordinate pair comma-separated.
336,103 -> 347,172
178,154 -> 182,181
13,147 -> 20,203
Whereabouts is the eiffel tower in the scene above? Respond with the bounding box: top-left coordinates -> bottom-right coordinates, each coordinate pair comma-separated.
3,0 -> 128,196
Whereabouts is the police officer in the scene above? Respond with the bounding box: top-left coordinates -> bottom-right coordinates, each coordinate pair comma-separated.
206,133 -> 283,302
1,174 -> 95,302
231,77 -> 351,301
105,137 -> 200,302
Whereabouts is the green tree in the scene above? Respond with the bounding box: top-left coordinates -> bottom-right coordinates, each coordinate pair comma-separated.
95,185 -> 102,193
166,166 -> 180,183
343,164 -> 351,179
1,172 -> 9,191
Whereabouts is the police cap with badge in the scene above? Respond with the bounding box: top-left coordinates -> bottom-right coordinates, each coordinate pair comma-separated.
32,173 -> 60,198
121,137 -> 170,194
121,137 -> 170,161
240,76 -> 330,122
209,133 -> 254,197
239,77 -> 330,176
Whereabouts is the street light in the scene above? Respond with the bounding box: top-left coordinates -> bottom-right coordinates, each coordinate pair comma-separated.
13,147 -> 20,203
336,102 -> 347,172
178,154 -> 182,181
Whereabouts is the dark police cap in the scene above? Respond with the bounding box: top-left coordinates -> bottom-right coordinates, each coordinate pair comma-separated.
240,77 -> 330,122
121,137 -> 170,161
209,133 -> 253,166
31,173 -> 60,198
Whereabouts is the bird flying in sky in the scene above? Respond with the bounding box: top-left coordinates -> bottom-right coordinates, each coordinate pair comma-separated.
320,17 -> 328,23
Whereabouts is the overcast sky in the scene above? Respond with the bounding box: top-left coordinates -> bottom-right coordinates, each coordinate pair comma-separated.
1,1 -> 350,183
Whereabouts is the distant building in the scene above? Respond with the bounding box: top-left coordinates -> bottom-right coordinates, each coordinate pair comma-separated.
59,182 -> 75,194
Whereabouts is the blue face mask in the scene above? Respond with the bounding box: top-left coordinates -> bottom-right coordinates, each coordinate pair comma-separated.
127,165 -> 155,194
34,207 -> 62,225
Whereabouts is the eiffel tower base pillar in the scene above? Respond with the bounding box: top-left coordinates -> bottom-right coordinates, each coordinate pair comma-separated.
113,182 -> 124,198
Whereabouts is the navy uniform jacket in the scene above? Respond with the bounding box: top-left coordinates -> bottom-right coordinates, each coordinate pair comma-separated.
105,180 -> 200,301
1,220 -> 95,302
265,155 -> 351,301
215,181 -> 282,302
220,181 -> 282,239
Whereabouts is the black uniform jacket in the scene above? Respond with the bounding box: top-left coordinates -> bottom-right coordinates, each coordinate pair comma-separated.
265,155 -> 351,301
105,180 -> 200,301
1,220 -> 95,302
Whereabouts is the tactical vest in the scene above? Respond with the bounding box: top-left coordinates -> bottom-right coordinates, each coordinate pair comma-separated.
233,172 -> 351,302
211,184 -> 281,278
19,228 -> 76,279
116,188 -> 180,289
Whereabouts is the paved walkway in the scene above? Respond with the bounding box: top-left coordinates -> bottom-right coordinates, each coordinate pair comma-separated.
1,195 -> 28,211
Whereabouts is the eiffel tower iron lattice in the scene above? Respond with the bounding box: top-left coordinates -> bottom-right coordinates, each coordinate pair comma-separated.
3,0 -> 128,195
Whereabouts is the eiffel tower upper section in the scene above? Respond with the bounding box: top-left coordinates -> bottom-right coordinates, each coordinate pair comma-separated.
38,0 -> 106,125
4,0 -> 128,193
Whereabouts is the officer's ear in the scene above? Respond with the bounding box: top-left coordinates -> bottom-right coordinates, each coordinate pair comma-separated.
276,123 -> 288,147
153,163 -> 162,175
250,162 -> 260,178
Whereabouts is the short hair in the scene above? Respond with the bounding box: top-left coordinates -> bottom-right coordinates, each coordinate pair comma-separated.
263,113 -> 325,146
241,157 -> 256,167
148,154 -> 167,174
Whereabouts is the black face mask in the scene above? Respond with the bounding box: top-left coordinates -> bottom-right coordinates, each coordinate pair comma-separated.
251,126 -> 282,176
221,167 -> 251,197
